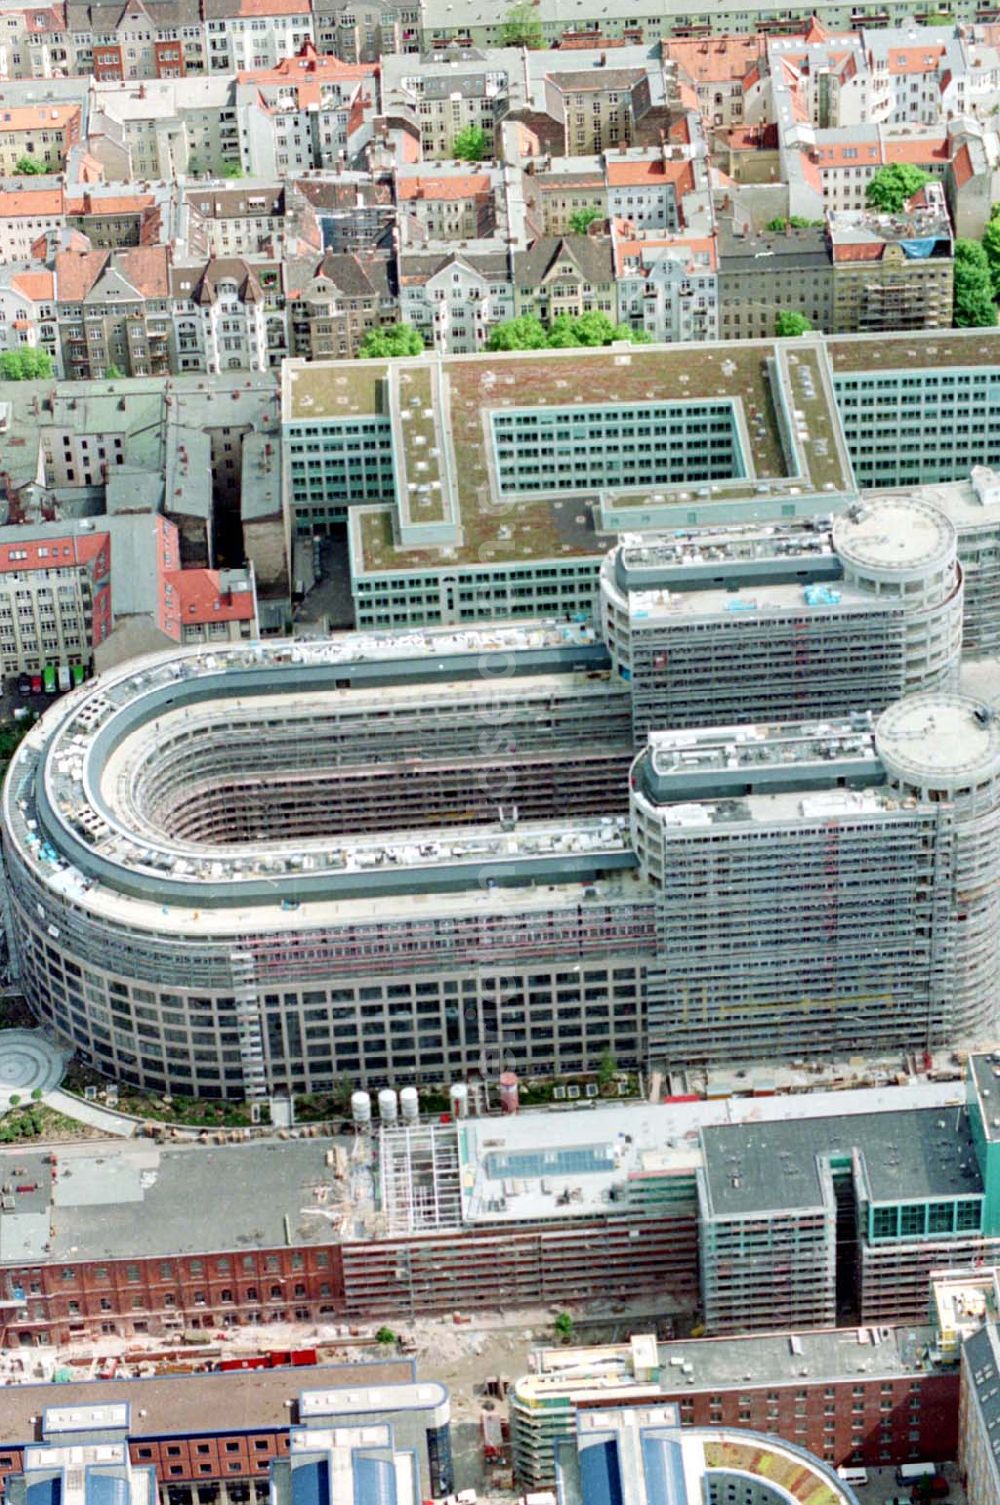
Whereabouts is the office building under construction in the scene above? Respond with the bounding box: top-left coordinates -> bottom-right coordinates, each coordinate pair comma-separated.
0,498 -> 990,1099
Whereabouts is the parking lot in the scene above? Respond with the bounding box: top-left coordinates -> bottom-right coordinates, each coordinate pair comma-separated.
851,1463 -> 965,1505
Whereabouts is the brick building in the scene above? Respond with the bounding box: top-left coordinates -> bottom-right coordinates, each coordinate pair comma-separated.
511,1327 -> 960,1487
0,1359 -> 449,1505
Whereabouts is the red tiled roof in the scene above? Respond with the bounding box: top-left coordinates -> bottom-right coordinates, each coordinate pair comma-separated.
0,102 -> 78,130
10,269 -> 54,299
397,173 -> 490,201
886,44 -> 944,74
0,532 -> 108,573
664,34 -> 765,84
0,186 -> 63,217
605,158 -> 694,189
883,135 -> 948,164
164,569 -> 255,623
951,141 -> 975,188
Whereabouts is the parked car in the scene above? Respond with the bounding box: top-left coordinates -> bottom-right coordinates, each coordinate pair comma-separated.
30,673 -> 42,694
16,672 -> 31,696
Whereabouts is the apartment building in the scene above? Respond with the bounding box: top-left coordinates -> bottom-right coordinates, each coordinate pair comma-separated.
663,35 -> 765,128
379,48 -> 521,159
828,182 -> 954,331
288,249 -> 394,359
0,184 -> 64,262
234,42 -> 375,174
0,100 -> 79,172
0,523 -> 109,674
717,223 -> 833,340
313,0 -> 418,63
396,167 -> 496,240
613,229 -> 719,343
527,146 -> 704,236
52,245 -> 171,379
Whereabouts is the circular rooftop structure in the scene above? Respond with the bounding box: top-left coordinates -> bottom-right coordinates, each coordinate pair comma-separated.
875,692 -> 1000,792
833,496 -> 956,582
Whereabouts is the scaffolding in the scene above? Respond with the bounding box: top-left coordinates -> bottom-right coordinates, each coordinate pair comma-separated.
230,950 -> 267,1100
378,1122 -> 463,1236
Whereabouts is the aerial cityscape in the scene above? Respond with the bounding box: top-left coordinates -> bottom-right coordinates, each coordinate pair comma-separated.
6,3 -> 1000,1505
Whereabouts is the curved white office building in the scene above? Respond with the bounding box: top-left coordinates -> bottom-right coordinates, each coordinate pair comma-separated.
0,547 -> 988,1099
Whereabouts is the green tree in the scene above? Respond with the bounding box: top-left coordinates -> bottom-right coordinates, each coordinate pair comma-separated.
954,239 -> 999,327
221,162 -> 243,178
105,363 -> 125,379
375,1326 -> 397,1346
486,314 -> 550,351
774,310 -> 812,337
30,1088 -> 43,1101
865,163 -> 929,214
9,1095 -> 20,1107
766,217 -> 788,232
500,0 -> 544,46
0,348 -> 54,380
357,324 -> 425,359
597,1050 -> 617,1090
13,155 -> 44,175
452,123 -> 489,162
568,206 -> 602,234
982,207 -> 1000,300
554,1311 -> 574,1340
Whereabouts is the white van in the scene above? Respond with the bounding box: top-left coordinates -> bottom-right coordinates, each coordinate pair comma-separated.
836,1467 -> 870,1487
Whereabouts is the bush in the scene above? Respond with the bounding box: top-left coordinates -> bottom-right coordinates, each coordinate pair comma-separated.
376,1326 -> 397,1345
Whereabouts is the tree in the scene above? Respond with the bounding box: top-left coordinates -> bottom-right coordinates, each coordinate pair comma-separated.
357,324 -> 424,359
105,363 -> 125,379
0,348 -> 54,380
453,124 -> 489,162
774,310 -> 812,337
500,0 -> 544,47
597,1050 -> 617,1090
487,314 -> 549,351
13,156 -> 44,175
982,207 -> 1000,300
554,1311 -> 574,1340
568,206 -> 602,234
865,163 -> 929,214
375,1326 -> 397,1346
30,1088 -> 43,1101
954,239 -> 999,327
221,162 -> 243,178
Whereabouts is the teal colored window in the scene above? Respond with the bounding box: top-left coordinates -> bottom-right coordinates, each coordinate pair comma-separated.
899,1204 -> 925,1237
927,1201 -> 954,1234
872,1206 -> 898,1240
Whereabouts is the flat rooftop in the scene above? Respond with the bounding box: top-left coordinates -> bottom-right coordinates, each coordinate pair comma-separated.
875,693 -> 1000,786
700,1106 -> 982,1218
829,328 -> 1000,374
0,1138 -> 352,1265
285,340 -> 855,575
657,1324 -> 938,1390
968,1051 -> 1000,1141
455,1079 -> 967,1225
0,1361 -> 417,1446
